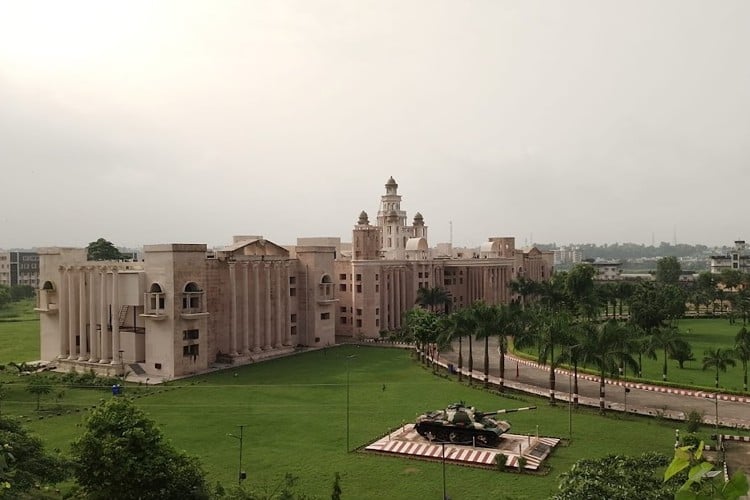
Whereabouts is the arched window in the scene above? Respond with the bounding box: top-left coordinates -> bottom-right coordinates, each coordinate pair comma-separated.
37,280 -> 57,312
146,283 -> 166,313
182,282 -> 203,312
319,274 -> 333,298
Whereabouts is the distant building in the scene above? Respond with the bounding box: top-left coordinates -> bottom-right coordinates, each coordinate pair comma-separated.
0,251 -> 40,288
710,240 -> 750,274
586,259 -> 623,281
36,178 -> 553,380
553,246 -> 582,266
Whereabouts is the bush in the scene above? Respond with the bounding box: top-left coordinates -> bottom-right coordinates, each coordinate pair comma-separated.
685,409 -> 703,433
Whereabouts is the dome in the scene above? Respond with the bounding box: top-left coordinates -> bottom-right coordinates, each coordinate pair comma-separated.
413,212 -> 424,223
357,211 -> 369,225
385,176 -> 398,189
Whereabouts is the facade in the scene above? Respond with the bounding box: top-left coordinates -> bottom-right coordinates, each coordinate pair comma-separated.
587,260 -> 623,281
710,240 -> 750,274
0,251 -> 40,287
36,178 -> 553,379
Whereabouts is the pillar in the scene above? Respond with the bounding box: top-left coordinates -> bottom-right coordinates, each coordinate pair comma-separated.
99,270 -> 108,363
67,268 -> 76,359
284,262 -> 292,346
59,267 -> 69,357
111,268 -> 120,365
253,262 -> 261,352
274,262 -> 283,348
264,262 -> 272,350
78,267 -> 88,360
229,262 -> 238,355
243,262 -> 251,354
88,268 -> 98,362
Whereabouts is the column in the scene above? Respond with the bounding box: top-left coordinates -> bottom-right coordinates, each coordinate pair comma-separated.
99,270 -> 108,363
273,263 -> 282,347
67,268 -> 76,359
388,269 -> 395,330
78,268 -> 88,360
59,267 -> 69,357
394,268 -> 401,330
88,268 -> 98,362
243,263 -> 251,354
264,262 -> 272,349
284,262 -> 292,346
111,268 -> 120,365
253,262 -> 262,352
229,262 -> 238,355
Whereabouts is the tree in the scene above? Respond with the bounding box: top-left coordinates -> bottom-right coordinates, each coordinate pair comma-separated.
648,327 -> 689,382
0,416 -> 69,496
0,286 -> 10,309
702,348 -> 736,389
403,307 -> 440,365
669,341 -> 696,369
655,256 -> 681,285
438,309 -> 473,382
9,285 -> 35,302
554,452 -> 678,500
509,277 -> 538,310
566,264 -> 598,318
665,441 -> 749,499
415,286 -> 451,314
720,269 -> 743,291
735,326 -> 750,391
26,376 -> 52,411
580,320 -> 638,412
86,238 -> 124,261
71,397 -> 209,500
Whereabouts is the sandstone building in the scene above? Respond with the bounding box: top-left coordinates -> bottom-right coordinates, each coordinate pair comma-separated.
36,178 -> 553,380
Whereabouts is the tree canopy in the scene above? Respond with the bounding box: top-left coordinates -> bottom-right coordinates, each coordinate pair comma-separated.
86,238 -> 124,261
655,256 -> 681,285
71,397 -> 209,500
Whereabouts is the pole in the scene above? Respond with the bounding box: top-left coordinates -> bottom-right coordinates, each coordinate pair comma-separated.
238,425 -> 244,485
624,387 -> 629,415
442,442 -> 446,500
715,393 -> 719,430
568,364 -> 572,442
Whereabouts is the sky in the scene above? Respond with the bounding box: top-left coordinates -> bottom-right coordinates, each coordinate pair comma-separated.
1,1 -> 748,250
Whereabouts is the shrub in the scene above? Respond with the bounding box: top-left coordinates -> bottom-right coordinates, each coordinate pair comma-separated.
685,409 -> 703,433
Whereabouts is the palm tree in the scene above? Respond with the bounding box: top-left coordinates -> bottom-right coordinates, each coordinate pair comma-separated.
735,327 -> 750,391
496,303 -> 522,393
415,286 -> 451,314
470,302 -> 497,388
702,348 -> 736,389
509,277 -> 538,310
648,327 -> 689,382
581,320 -> 638,412
438,308 -> 473,382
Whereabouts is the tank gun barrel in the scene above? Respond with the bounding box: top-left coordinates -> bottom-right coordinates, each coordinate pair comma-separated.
481,406 -> 537,417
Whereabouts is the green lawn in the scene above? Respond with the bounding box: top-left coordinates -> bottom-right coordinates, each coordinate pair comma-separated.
5,346 -> 701,499
634,318 -> 749,392
0,299 -> 40,364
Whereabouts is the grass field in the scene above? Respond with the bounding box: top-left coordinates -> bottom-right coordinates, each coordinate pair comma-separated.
2,346 -> 703,499
0,299 -> 40,364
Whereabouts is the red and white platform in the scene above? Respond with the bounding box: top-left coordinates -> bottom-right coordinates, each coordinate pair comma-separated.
365,424 -> 559,470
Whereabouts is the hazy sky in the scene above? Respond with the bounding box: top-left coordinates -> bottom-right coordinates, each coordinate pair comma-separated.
1,1 -> 748,250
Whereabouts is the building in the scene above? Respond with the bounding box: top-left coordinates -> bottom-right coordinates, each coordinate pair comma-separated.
36,178 -> 553,379
0,251 -> 40,288
710,240 -> 750,274
585,259 -> 623,281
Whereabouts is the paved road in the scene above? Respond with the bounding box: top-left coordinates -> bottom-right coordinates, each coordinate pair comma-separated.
438,337 -> 750,430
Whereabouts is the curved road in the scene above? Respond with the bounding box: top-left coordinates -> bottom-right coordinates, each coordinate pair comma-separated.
438,337 -> 750,430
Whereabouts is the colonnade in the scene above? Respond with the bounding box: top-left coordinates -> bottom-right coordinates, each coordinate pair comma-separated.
57,265 -> 119,364
384,266 -> 409,331
228,260 -> 291,356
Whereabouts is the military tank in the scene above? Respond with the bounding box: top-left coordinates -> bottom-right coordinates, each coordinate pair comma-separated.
414,402 -> 536,447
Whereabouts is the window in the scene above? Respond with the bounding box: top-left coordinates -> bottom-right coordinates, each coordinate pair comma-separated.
339,284 -> 347,292
183,344 -> 199,356
375,308 -> 379,315
290,314 -> 297,323
340,317 -> 347,325
289,288 -> 296,297
291,326 -> 297,336
375,284 -> 379,292
289,276 -> 296,285
182,282 -> 203,312
320,312 -> 330,320
356,284 -> 362,293
375,318 -> 379,327
182,329 -> 199,340
375,274 -> 379,281
356,274 -> 362,281
356,319 -> 362,327
418,272 -> 423,278
356,308 -> 362,316
340,307 -> 347,313
339,273 -> 347,280
425,272 -> 429,278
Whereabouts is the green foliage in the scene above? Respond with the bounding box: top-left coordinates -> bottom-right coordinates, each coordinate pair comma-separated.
60,369 -> 119,388
702,348 -> 736,388
554,452 -> 676,500
71,397 -> 209,500
26,376 -> 52,411
686,410 -> 703,434
656,256 -> 682,285
665,442 -> 749,500
0,416 -> 70,495
0,287 -> 9,310
86,238 -> 124,261
8,286 -> 35,302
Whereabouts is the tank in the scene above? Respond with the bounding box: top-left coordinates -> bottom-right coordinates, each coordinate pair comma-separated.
414,402 -> 536,447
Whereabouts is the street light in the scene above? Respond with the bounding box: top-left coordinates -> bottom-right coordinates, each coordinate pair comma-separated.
714,393 -> 719,431
624,387 -> 630,415
228,425 -> 246,485
566,344 -> 579,443
346,354 -> 357,453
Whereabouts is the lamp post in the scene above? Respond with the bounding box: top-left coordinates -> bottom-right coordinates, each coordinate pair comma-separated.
442,442 -> 447,500
566,344 -> 579,443
228,425 -> 246,485
346,354 -> 356,453
624,387 -> 630,415
118,349 -> 125,381
714,393 -> 719,431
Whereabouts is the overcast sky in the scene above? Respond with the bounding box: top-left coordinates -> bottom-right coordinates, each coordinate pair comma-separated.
1,1 -> 748,250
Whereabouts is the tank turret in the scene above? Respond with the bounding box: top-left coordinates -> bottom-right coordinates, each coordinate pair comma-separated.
414,402 -> 536,447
